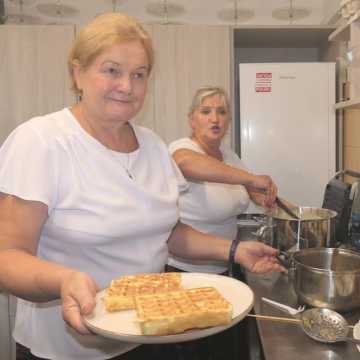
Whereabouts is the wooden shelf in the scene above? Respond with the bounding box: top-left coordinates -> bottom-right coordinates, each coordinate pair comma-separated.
328,12 -> 360,42
334,98 -> 360,110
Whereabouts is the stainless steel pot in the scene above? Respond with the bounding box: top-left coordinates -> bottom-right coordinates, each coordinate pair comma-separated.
257,207 -> 338,251
290,248 -> 360,311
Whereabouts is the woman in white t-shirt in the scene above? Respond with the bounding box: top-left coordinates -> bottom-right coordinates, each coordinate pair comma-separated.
168,86 -> 278,275
167,86 -> 279,360
0,14 -> 283,360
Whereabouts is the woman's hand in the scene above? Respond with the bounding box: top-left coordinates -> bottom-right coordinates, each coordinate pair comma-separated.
248,174 -> 278,208
235,240 -> 285,273
60,271 -> 99,335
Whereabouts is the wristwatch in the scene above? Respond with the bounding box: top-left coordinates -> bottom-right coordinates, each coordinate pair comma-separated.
228,238 -> 240,277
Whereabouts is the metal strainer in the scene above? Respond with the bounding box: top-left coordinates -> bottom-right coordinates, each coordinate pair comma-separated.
300,308 -> 360,344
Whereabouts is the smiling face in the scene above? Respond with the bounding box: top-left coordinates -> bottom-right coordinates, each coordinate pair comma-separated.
189,94 -> 230,146
73,40 -> 149,124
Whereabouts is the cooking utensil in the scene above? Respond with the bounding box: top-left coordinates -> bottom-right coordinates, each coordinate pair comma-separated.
275,197 -> 300,220
262,297 -> 305,315
300,308 -> 360,344
248,308 -> 359,344
256,207 -> 337,251
247,313 -> 301,324
283,247 -> 360,311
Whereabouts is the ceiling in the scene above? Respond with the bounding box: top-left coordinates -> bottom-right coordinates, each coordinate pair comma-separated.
2,0 -> 339,26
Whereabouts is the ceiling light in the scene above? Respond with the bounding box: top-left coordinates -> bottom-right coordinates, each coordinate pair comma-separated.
218,0 -> 254,25
104,0 -> 126,12
5,14 -> 42,24
36,1 -> 78,18
8,0 -> 36,6
6,0 -> 37,23
272,0 -> 310,23
217,8 -> 254,24
145,0 -> 185,24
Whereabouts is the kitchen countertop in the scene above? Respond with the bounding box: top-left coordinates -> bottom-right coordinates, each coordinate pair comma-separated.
245,271 -> 360,360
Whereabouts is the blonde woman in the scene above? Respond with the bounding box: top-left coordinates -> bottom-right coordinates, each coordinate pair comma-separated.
168,86 -> 278,275
0,15 -> 282,360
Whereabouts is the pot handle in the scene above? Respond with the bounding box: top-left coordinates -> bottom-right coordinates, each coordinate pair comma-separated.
276,250 -> 293,270
252,224 -> 276,243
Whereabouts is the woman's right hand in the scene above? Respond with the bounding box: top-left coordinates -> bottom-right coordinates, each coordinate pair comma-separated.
249,174 -> 277,207
60,271 -> 99,335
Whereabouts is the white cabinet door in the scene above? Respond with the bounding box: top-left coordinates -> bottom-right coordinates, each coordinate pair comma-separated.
0,293 -> 15,360
141,24 -> 231,144
0,25 -> 76,145
133,24 -> 156,129
0,25 -> 75,360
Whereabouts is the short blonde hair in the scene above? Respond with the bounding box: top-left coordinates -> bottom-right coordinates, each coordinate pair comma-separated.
188,86 -> 231,117
68,12 -> 154,94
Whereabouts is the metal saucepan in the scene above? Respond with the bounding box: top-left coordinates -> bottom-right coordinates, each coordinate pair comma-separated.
282,247 -> 360,311
256,207 -> 338,251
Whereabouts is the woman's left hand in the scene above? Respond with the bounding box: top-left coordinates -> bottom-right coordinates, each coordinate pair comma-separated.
235,240 -> 286,273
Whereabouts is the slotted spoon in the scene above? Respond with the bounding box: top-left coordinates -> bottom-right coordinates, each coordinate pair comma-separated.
300,308 -> 360,344
261,298 -> 359,344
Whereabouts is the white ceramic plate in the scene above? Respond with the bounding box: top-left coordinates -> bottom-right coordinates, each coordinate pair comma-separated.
353,320 -> 360,352
84,272 -> 254,344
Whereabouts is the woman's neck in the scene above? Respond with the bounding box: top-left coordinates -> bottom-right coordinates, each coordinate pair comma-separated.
71,103 -> 138,153
191,136 -> 223,161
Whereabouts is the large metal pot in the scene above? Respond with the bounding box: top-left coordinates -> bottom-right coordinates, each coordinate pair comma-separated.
290,247 -> 360,311
257,207 -> 338,251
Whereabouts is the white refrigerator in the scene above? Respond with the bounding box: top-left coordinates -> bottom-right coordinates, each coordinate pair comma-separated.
239,62 -> 336,212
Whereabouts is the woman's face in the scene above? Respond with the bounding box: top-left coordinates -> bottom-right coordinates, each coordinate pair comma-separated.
189,94 -> 230,145
73,40 -> 149,123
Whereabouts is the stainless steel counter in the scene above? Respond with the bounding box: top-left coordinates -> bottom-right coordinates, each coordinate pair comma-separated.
245,271 -> 360,360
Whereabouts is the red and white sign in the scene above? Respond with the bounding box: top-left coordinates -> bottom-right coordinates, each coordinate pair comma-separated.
255,72 -> 272,92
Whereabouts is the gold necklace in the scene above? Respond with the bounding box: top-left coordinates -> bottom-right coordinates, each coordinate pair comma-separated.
107,140 -> 135,180
76,106 -> 135,180
107,148 -> 135,180
123,153 -> 134,180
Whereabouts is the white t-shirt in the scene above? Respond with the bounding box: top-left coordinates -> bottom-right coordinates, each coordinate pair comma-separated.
0,108 -> 186,360
168,138 -> 250,273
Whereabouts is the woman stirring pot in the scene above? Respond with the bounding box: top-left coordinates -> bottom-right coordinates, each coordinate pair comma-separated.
167,86 -> 278,275
166,86 -> 280,360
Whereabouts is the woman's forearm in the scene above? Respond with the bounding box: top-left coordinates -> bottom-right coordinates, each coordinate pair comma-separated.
172,149 -> 254,185
0,249 -> 76,302
168,222 -> 231,262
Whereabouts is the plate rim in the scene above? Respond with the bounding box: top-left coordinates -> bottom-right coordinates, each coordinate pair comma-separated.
83,272 -> 254,344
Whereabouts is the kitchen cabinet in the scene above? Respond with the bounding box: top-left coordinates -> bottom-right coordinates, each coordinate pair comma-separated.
328,8 -> 360,174
329,12 -> 360,109
135,24 -> 232,145
0,293 -> 15,360
0,23 -> 232,147
334,97 -> 360,109
0,25 -> 76,360
328,12 -> 360,42
0,25 -> 76,145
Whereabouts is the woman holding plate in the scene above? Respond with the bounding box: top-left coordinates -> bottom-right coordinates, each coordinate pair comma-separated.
0,13 -> 283,360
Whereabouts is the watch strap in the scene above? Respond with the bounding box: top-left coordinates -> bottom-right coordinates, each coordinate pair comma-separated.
228,239 -> 240,277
